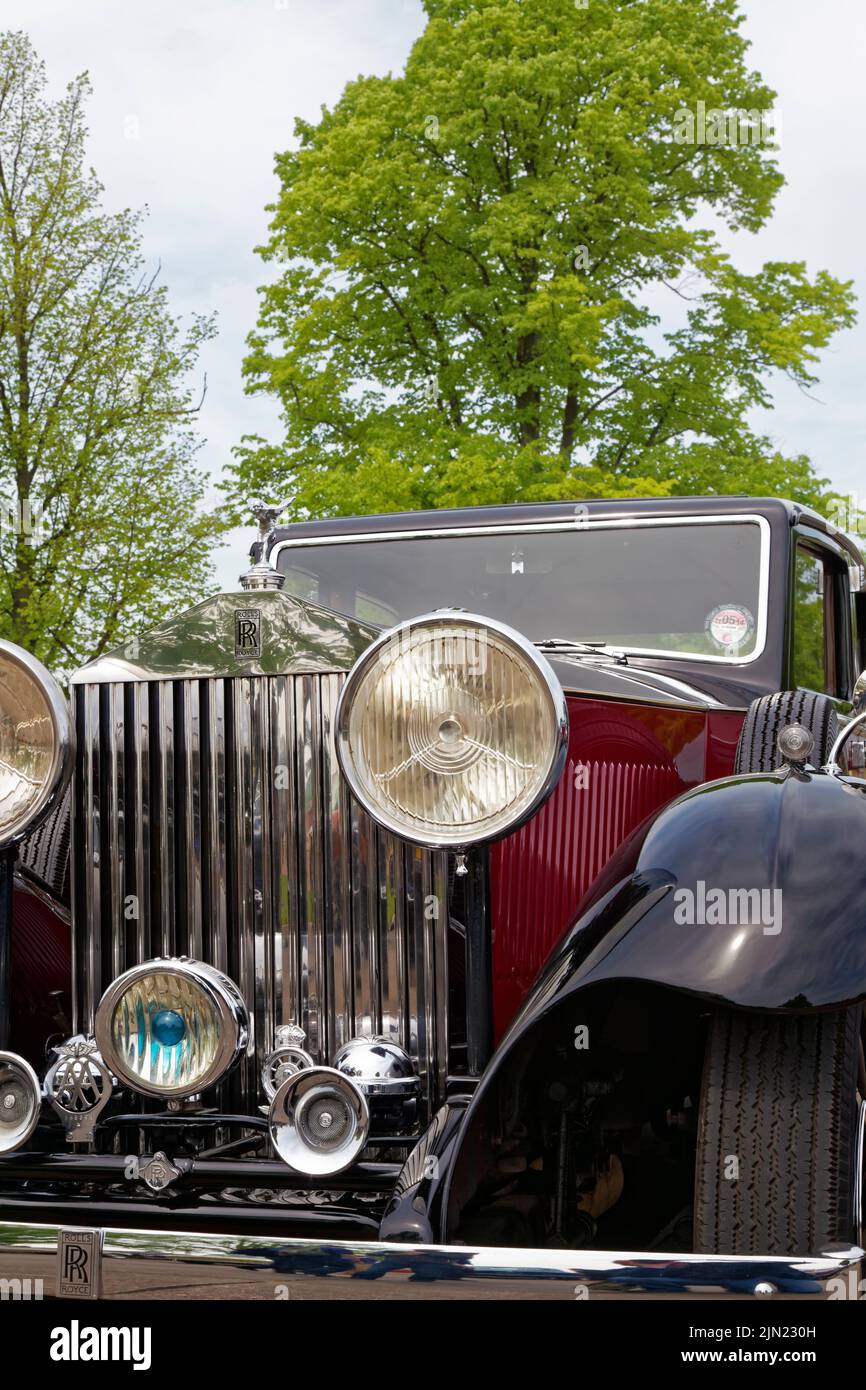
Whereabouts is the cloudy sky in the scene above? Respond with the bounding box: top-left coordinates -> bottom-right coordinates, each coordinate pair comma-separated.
4,0 -> 865,587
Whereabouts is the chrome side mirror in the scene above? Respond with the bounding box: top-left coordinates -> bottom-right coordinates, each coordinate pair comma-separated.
853,669 -> 866,717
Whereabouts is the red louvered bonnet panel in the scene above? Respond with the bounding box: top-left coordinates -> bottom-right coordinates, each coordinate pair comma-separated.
490,695 -> 720,1037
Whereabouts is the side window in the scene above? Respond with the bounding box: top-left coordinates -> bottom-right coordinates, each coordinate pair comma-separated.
793,545 -> 845,695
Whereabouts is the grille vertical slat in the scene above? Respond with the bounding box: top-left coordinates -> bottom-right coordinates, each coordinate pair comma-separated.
349,799 -> 377,1041
321,674 -> 353,1058
156,682 -> 175,958
204,680 -> 228,975
73,672 -> 449,1121
269,676 -> 296,1032
182,681 -> 203,960
107,685 -> 126,983
294,675 -> 324,1059
131,684 -> 151,968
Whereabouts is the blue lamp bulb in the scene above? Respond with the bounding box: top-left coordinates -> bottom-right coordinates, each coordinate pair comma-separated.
152,1009 -> 186,1047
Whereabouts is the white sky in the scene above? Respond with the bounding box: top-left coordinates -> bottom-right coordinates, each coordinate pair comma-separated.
3,0 -> 864,589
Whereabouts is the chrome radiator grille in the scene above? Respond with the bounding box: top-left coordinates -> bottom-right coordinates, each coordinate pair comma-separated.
71,674 -> 449,1119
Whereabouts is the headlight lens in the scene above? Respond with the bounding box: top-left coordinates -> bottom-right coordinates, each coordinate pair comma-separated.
0,640 -> 72,845
95,959 -> 248,1098
336,612 -> 568,847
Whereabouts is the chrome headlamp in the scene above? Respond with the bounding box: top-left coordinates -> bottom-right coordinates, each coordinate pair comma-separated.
0,640 -> 72,845
269,1067 -> 369,1176
0,1051 -> 42,1153
335,612 -> 568,848
95,958 -> 248,1099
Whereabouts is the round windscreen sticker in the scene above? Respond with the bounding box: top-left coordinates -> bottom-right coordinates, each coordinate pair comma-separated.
706,604 -> 755,653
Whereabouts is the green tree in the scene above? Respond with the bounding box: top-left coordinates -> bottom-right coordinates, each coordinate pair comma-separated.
0,30 -> 221,672
231,0 -> 855,520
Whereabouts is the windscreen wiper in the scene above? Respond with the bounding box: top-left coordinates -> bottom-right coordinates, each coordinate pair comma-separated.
535,637 -> 629,666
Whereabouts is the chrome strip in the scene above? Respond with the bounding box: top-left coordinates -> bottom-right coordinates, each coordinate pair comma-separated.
106,685 -> 125,983
133,684 -> 151,968
157,682 -> 175,957
233,677 -> 257,1102
82,687 -> 101,1030
183,681 -> 203,960
269,676 -> 294,1041
0,1222 -> 859,1301
273,512 -> 772,668
205,680 -> 227,974
322,673 -> 353,1056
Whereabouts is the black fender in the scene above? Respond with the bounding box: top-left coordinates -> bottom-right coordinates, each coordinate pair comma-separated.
436,766 -> 866,1240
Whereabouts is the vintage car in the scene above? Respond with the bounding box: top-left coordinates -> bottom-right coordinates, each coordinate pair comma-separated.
1,494 -> 866,1300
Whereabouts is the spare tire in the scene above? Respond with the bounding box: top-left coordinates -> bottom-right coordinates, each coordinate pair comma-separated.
735,690 -> 838,774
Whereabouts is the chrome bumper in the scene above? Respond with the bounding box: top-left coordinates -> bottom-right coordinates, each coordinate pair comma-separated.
0,1221 -> 861,1300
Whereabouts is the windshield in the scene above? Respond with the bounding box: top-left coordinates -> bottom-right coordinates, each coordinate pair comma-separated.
275,519 -> 767,663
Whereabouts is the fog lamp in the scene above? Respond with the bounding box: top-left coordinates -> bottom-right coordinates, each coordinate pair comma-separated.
0,1051 -> 41,1153
95,958 -> 248,1098
269,1067 -> 369,1176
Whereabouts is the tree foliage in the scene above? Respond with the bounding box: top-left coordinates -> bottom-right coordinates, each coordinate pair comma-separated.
0,31 -> 221,671
232,0 -> 855,519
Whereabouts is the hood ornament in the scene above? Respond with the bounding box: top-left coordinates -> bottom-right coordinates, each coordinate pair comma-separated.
240,502 -> 287,591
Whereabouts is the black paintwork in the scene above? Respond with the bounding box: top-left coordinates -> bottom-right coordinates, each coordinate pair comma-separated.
437,765 -> 866,1236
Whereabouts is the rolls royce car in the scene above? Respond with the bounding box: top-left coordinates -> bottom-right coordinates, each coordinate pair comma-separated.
2,495 -> 866,1300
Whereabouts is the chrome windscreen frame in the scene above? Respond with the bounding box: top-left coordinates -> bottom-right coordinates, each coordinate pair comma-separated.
272,512 -> 772,669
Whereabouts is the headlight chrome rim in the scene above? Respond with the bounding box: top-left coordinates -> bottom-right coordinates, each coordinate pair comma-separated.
0,1050 -> 42,1154
335,610 -> 569,849
0,639 -> 73,847
269,1066 -> 370,1176
94,957 -> 249,1099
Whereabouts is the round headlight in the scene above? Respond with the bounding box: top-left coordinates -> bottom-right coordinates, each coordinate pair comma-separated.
95,958 -> 249,1098
0,640 -> 72,845
335,612 -> 568,847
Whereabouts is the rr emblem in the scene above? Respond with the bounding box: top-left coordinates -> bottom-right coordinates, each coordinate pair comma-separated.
235,607 -> 262,659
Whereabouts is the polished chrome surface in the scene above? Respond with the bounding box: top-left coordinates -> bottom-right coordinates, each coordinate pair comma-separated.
94,958 -> 249,1099
240,502 -> 288,591
853,669 -> 866,717
0,1052 -> 42,1153
0,638 -> 74,846
335,610 -> 569,849
44,1035 -> 113,1143
261,1024 -> 314,1102
777,722 -> 815,766
855,1098 -> 866,1249
269,1066 -> 370,1176
71,672 -> 449,1118
825,709 -> 866,776
335,1036 -> 419,1096
70,590 -> 379,684
0,1221 -> 859,1300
